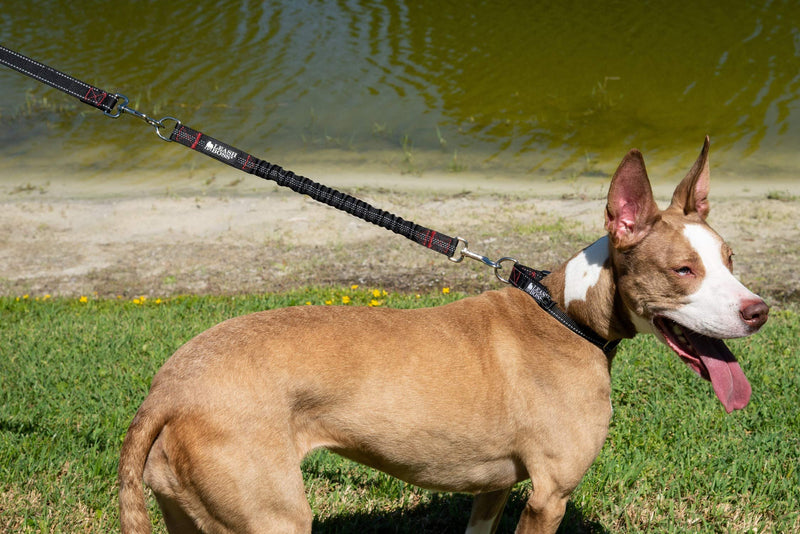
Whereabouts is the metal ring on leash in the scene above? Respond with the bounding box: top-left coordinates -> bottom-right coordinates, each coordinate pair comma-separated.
493,257 -> 518,284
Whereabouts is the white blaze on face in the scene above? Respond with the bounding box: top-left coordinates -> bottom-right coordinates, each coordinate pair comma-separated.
661,224 -> 760,338
564,236 -> 609,309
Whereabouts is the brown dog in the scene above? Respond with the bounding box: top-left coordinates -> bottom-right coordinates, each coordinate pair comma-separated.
119,138 -> 768,533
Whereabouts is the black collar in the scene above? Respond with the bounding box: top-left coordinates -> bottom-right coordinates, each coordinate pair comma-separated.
508,264 -> 620,355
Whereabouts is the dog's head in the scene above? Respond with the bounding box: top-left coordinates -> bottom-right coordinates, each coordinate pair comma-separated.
605,137 -> 768,412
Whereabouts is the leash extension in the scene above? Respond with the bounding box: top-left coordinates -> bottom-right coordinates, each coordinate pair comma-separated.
168,124 -> 461,259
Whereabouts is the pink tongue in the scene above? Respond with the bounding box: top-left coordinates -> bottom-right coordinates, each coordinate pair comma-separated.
686,331 -> 752,413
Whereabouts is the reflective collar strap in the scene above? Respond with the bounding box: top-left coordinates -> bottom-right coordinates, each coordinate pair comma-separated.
508,264 -> 620,355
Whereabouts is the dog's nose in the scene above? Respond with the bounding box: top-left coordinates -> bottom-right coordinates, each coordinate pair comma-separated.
740,299 -> 769,329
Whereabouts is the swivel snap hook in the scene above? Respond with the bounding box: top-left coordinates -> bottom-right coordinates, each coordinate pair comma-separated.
104,93 -> 180,142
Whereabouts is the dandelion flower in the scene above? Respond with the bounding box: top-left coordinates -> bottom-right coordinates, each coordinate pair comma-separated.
369,299 -> 381,307
442,287 -> 450,294
79,296 -> 88,303
325,300 -> 332,305
351,284 -> 359,290
305,301 -> 312,306
372,289 -> 382,298
342,295 -> 351,304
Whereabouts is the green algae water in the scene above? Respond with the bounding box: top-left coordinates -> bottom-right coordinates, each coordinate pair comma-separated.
0,1 -> 798,190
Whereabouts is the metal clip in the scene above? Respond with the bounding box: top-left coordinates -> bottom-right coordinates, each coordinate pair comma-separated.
104,93 -> 180,142
449,237 -> 518,283
449,237 -> 498,268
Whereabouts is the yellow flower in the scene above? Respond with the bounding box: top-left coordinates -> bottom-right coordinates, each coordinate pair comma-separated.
43,294 -> 51,300
372,289 -> 382,298
351,284 -> 359,290
23,294 -> 29,300
342,295 -> 351,304
442,287 -> 450,294
305,301 -> 312,306
369,299 -> 381,307
132,298 -> 141,305
155,298 -> 162,304
79,296 -> 88,303
325,300 -> 332,305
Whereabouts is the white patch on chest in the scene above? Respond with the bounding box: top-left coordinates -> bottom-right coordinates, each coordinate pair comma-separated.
564,236 -> 609,309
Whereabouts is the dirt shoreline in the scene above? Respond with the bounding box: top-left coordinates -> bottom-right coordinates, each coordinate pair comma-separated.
1,171 -> 798,308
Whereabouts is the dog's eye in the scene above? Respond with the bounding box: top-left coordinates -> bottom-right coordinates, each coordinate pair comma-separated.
674,266 -> 693,276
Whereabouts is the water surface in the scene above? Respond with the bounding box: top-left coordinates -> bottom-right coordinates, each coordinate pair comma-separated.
1,1 -> 798,190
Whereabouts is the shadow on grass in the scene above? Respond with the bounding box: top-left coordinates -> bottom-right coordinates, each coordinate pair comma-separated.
313,490 -> 609,533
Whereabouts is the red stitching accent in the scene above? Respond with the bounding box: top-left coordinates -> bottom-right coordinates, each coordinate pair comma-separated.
83,87 -> 107,105
242,154 -> 251,170
190,132 -> 202,149
426,230 -> 436,248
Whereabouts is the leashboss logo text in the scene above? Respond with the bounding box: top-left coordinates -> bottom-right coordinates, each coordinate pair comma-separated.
204,140 -> 237,161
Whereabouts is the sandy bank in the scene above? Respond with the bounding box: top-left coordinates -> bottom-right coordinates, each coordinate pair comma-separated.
1,168 -> 798,306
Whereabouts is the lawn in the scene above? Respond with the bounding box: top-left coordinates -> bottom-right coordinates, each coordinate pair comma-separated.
1,289 -> 798,533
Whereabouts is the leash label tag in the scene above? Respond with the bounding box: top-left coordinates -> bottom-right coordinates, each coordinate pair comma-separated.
201,140 -> 238,162
524,282 -> 553,307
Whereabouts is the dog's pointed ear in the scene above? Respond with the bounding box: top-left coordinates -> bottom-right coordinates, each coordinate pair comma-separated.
670,136 -> 710,219
605,149 -> 660,250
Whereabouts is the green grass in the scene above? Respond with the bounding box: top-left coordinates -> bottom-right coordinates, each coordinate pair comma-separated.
0,290 -> 798,533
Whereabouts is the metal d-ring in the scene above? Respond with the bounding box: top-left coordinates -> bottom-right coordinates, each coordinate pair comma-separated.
493,257 -> 518,284
103,93 -> 128,119
154,116 -> 181,142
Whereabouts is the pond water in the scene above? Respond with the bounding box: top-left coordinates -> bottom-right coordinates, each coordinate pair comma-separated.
1,0 -> 798,191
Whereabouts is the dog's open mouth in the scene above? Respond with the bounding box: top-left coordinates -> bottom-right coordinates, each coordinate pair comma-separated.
653,317 -> 751,413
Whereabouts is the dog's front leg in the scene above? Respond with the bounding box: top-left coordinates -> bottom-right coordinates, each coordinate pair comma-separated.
465,487 -> 512,533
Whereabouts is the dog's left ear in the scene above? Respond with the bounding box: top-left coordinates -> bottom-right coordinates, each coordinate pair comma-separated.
670,136 -> 711,219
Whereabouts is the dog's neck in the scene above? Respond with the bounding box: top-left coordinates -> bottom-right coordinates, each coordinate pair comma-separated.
542,235 -> 638,344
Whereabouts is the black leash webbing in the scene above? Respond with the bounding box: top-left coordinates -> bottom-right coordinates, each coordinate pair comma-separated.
169,124 -> 459,257
0,45 -> 118,114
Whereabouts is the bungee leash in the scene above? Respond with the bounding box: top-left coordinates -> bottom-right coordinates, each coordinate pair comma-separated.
0,44 -> 618,354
